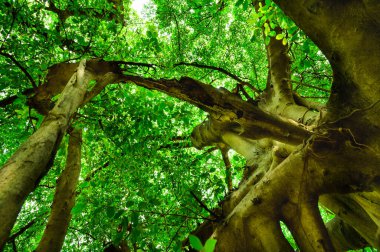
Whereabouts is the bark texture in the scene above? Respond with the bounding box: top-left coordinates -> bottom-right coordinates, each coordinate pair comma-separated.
35,128 -> 82,252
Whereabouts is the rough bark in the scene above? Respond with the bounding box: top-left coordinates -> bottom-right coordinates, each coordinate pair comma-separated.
35,128 -> 82,252
0,60 -> 88,249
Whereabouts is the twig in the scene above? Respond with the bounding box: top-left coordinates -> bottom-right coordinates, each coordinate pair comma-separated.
11,240 -> 17,252
28,108 -> 36,132
126,209 -> 208,221
165,218 -> 187,252
172,12 -> 182,58
290,79 -> 330,93
84,161 -> 110,182
39,184 -> 55,189
114,61 -> 157,68
190,147 -> 218,165
0,5 -> 17,49
174,62 -> 261,94
190,191 -> 220,219
7,220 -> 36,242
69,227 -> 97,240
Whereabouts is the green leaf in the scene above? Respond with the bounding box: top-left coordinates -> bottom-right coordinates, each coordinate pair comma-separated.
106,206 -> 116,218
264,36 -> 271,45
288,26 -> 298,35
189,235 -> 203,251
235,0 -> 244,7
114,210 -> 124,219
276,33 -> 284,40
242,0 -> 249,10
71,202 -> 86,215
125,200 -> 134,207
203,238 -> 217,252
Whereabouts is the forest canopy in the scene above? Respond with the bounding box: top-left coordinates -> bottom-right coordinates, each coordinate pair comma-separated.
0,0 -> 379,251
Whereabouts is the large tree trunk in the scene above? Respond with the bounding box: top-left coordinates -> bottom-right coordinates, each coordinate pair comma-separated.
0,60 -> 88,249
183,2 -> 380,250
35,128 -> 82,252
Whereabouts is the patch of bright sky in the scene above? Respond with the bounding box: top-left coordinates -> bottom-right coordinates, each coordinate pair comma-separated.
131,0 -> 150,16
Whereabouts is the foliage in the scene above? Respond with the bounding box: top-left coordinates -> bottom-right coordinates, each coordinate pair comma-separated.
3,0 -> 372,251
189,235 -> 216,252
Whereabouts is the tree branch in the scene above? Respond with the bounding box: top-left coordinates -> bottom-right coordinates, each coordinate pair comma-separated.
291,79 -> 330,93
220,148 -> 233,192
7,220 -> 36,242
82,73 -> 121,105
84,161 -> 110,182
190,191 -> 220,219
120,75 -> 311,145
174,62 -> 260,94
113,61 -> 157,68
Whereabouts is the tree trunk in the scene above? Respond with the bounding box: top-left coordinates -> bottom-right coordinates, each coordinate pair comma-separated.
35,128 -> 82,252
0,60 -> 88,249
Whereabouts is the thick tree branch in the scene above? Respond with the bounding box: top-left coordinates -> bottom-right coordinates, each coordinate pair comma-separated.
326,217 -> 368,250
120,75 -> 312,145
40,60 -> 315,145
213,131 -> 380,251
265,27 -> 293,103
37,60 -> 313,146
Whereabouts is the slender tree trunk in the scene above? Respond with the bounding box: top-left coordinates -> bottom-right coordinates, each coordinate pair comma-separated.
0,60 -> 88,249
35,128 -> 82,252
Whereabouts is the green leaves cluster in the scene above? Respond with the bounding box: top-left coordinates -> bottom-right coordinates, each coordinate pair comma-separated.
189,235 -> 217,252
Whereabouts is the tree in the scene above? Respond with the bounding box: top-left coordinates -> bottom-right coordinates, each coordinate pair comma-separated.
0,0 -> 379,251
